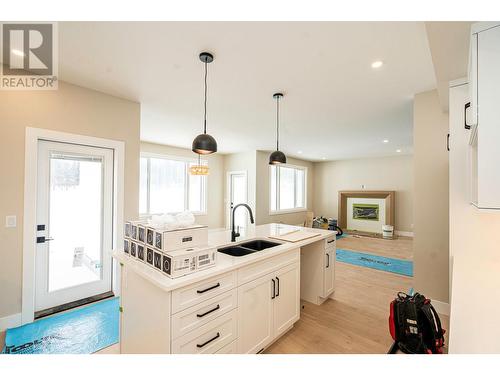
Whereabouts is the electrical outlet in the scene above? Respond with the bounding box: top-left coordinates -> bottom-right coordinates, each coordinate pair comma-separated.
5,215 -> 16,228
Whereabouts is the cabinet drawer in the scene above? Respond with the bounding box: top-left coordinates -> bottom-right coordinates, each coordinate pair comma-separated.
215,339 -> 238,354
238,248 -> 299,286
171,289 -> 238,339
171,271 -> 237,314
171,309 -> 238,354
325,236 -> 336,249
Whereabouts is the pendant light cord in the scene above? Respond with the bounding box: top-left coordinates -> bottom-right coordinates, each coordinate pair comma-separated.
276,95 -> 280,151
203,60 -> 208,134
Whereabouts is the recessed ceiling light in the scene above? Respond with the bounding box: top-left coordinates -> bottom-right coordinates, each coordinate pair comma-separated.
396,149 -> 402,153
383,139 -> 389,143
371,60 -> 383,69
321,157 -> 326,160
11,49 -> 25,57
297,150 -> 303,154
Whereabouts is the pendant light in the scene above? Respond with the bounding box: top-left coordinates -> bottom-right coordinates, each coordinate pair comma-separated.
189,154 -> 210,175
192,52 -> 218,155
269,92 -> 287,165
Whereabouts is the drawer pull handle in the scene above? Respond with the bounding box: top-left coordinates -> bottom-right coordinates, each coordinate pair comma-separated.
197,304 -> 220,318
327,238 -> 335,244
196,332 -> 220,348
197,282 -> 220,294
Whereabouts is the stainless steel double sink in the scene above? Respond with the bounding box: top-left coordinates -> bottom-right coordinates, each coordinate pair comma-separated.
217,239 -> 281,257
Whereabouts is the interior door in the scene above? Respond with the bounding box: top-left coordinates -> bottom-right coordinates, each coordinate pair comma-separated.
237,273 -> 274,353
273,263 -> 300,337
227,171 -> 248,230
35,140 -> 114,312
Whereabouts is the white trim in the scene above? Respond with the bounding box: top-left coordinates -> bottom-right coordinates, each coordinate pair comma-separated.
431,299 -> 450,316
0,313 -> 22,331
22,127 -> 125,324
395,230 -> 414,237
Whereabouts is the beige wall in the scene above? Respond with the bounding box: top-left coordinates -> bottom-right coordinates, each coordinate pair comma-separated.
255,151 -> 314,226
313,155 -> 414,233
0,81 -> 140,319
223,151 -> 257,228
140,142 -> 225,229
413,89 -> 449,303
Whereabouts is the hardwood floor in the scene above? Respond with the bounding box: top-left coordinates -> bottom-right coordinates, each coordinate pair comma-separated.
266,235 -> 448,354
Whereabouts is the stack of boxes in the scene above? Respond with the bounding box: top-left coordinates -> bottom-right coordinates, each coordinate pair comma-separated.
124,221 -> 216,278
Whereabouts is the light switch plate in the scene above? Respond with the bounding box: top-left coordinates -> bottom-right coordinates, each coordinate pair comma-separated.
5,215 -> 17,228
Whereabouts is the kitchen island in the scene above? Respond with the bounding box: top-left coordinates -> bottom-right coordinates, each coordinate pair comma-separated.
113,223 -> 336,354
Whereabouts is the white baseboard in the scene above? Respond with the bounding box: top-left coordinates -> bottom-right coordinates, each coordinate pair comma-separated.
395,231 -> 414,237
0,312 -> 22,331
431,299 -> 450,316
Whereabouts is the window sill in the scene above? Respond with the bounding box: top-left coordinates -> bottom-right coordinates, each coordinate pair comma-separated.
269,208 -> 307,216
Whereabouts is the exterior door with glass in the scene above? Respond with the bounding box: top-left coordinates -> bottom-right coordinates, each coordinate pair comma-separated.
227,171 -> 248,231
35,140 -> 114,312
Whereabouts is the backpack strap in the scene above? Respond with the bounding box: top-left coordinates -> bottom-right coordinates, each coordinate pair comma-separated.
420,301 -> 445,353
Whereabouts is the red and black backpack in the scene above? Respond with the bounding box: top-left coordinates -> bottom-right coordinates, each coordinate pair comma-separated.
388,292 -> 446,354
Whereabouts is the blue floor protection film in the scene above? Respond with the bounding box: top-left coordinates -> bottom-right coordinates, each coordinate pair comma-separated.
2,297 -> 119,354
336,248 -> 413,277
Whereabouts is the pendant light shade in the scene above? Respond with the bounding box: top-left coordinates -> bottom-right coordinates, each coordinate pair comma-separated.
269,92 -> 287,165
192,52 -> 218,155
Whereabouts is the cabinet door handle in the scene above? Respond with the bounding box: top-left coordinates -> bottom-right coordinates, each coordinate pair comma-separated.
447,134 -> 450,151
275,277 -> 280,297
196,304 -> 220,318
464,102 -> 471,130
196,332 -> 220,348
197,282 -> 220,294
271,278 -> 276,299
326,253 -> 330,268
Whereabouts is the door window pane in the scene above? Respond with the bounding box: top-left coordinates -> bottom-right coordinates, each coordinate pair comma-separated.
49,155 -> 103,292
270,166 -> 277,211
296,169 -> 305,208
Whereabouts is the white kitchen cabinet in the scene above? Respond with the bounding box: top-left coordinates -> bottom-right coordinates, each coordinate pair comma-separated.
238,261 -> 300,353
467,22 -> 500,209
237,272 -> 275,353
273,263 -> 300,337
323,247 -> 335,298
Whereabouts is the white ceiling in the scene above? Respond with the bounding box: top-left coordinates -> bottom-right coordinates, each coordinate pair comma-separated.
58,22 -> 436,161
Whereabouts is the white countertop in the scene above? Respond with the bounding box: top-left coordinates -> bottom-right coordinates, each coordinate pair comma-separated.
113,223 -> 334,292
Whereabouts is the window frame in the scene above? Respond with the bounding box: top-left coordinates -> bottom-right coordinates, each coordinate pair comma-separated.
140,152 -> 208,216
269,163 -> 307,215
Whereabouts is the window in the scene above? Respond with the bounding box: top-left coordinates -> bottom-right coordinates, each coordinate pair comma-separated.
270,164 -> 306,213
140,154 -> 207,215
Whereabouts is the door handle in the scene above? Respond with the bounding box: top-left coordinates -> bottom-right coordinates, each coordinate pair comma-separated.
326,253 -> 330,268
271,278 -> 276,299
36,236 -> 54,244
275,277 -> 280,297
464,102 -> 471,130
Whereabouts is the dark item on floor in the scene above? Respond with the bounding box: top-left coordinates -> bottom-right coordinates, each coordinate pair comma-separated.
388,292 -> 445,354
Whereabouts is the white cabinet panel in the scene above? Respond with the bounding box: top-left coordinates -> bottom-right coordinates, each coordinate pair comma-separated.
238,273 -> 274,353
171,271 -> 237,313
323,248 -> 335,298
273,263 -> 300,336
171,289 -> 237,339
171,309 -> 238,354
